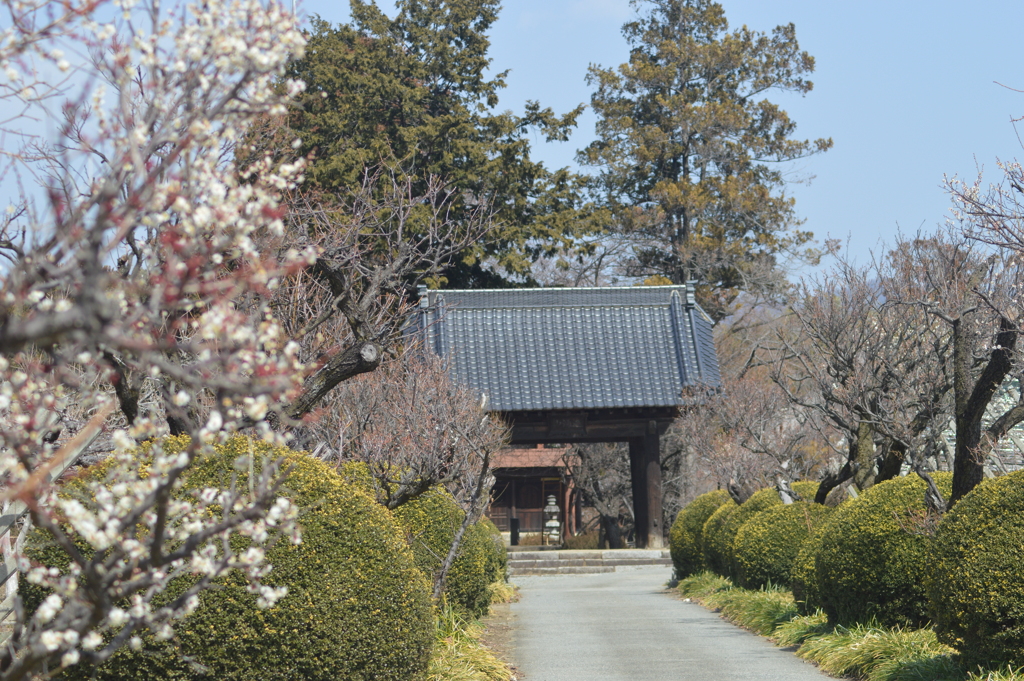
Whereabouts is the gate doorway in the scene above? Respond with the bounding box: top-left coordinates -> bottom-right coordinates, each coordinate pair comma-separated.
419,284 -> 721,548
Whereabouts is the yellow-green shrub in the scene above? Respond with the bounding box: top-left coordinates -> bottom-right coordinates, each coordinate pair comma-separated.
669,489 -> 732,578
28,436 -> 434,681
790,509 -> 840,615
703,485 -> 820,580
733,501 -> 833,590
478,517 -> 508,585
394,488 -> 504,618
791,480 -> 821,501
815,472 -> 952,627
789,486 -> 849,614
702,501 -> 740,577
929,470 -> 1024,669
338,462 -> 507,616
721,488 -> 788,579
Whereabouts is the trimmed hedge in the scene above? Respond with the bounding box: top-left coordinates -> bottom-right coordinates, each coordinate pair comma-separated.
702,501 -> 740,577
478,516 -> 508,585
669,489 -> 733,578
339,462 -> 507,617
393,487 -> 505,618
791,480 -> 821,501
815,472 -> 952,628
27,436 -> 435,681
733,501 -> 833,590
929,470 -> 1024,668
699,482 -> 822,581
790,510 -> 839,615
720,488 -> 788,579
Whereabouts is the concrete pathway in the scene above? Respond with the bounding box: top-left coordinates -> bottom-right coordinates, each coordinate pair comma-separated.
510,566 -> 832,681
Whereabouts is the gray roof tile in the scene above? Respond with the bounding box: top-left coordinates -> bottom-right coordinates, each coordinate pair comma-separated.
418,285 -> 721,412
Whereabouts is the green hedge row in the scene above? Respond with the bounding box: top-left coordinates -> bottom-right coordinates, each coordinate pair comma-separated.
733,501 -> 832,591
25,437 -> 508,680
669,489 -> 732,578
671,471 -> 1024,670
671,481 -> 819,582
340,462 -> 506,618
814,473 -> 952,628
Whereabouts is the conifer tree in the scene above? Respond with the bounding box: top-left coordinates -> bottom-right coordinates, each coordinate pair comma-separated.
581,0 -> 832,318
287,1 -> 601,287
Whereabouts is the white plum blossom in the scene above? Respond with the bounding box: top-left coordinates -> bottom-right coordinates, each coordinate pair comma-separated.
81,632 -> 103,651
38,632 -> 61,653
0,0 -> 309,675
34,595 -> 61,625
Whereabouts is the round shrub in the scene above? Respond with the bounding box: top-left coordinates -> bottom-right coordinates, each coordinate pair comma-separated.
28,436 -> 434,681
702,501 -> 740,577
929,471 -> 1024,668
790,484 -> 849,612
669,489 -> 733,578
393,487 -> 501,618
792,480 -> 821,501
718,487 -> 790,579
790,509 -> 840,614
815,472 -> 952,627
338,461 -> 507,615
733,501 -> 833,590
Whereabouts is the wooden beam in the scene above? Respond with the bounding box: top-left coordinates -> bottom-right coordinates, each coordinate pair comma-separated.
506,411 -> 675,444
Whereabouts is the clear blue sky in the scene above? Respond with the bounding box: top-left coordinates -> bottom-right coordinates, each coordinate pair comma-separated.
301,0 -> 1024,269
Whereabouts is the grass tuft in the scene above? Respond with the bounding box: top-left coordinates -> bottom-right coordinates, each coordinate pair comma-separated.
677,571 -> 733,600
678,573 -> 798,635
966,667 -> 1024,681
427,602 -> 512,681
709,586 -> 799,635
772,611 -> 830,647
796,622 -> 959,681
487,579 -> 518,605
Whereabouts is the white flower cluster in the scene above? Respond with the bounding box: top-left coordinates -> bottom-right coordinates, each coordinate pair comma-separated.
12,439 -> 303,674
0,0 -> 314,676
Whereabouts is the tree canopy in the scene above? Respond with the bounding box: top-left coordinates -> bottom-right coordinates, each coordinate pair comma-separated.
580,0 -> 832,318
286,1 -> 602,287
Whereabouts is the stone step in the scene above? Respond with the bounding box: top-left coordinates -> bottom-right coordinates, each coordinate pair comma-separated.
507,549 -> 671,561
508,557 -> 671,568
506,548 -> 673,576
509,565 -> 617,576
600,558 -> 671,567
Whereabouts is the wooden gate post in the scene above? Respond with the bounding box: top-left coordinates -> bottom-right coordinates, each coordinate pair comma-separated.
628,421 -> 664,549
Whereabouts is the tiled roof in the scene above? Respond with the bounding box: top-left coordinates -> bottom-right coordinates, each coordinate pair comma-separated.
417,285 -> 721,412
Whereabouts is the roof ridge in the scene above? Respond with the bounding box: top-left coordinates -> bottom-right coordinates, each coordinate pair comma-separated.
424,284 -> 691,294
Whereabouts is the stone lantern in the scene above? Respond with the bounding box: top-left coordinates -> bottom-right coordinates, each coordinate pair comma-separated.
543,494 -> 561,545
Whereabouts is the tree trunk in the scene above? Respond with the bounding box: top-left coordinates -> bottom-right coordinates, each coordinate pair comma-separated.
814,418 -> 871,503
284,341 -> 381,422
814,461 -> 854,504
950,316 -> 1017,507
875,438 -> 906,484
851,418 -> 876,490
600,514 -> 624,549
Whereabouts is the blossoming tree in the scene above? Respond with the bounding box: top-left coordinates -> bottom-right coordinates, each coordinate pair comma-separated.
0,0 -> 314,676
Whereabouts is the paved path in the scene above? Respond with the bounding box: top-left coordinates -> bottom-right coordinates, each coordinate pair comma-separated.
510,566 -> 832,681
